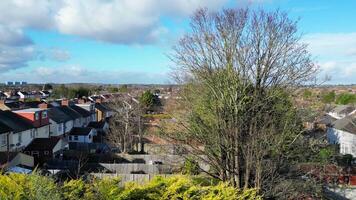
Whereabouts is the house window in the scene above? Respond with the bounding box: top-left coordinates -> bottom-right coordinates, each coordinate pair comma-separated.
42,111 -> 47,119
74,136 -> 79,141
0,135 -> 6,146
44,151 -> 50,155
58,125 -> 62,132
18,133 -> 22,143
35,112 -> 39,120
69,136 -> 72,140
89,135 -> 91,139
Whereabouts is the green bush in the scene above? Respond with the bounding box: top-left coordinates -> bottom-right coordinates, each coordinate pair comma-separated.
0,173 -> 262,200
182,157 -> 200,175
336,93 -> 356,105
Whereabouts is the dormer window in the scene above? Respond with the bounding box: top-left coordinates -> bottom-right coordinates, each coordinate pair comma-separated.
35,112 -> 39,120
42,111 -> 47,119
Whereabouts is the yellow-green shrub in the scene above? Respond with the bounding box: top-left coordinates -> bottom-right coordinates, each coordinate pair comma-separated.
0,173 -> 262,200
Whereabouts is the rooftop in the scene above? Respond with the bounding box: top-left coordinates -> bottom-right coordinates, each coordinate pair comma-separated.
69,127 -> 93,136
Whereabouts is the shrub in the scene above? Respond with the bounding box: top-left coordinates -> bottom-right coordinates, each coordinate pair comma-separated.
0,173 -> 262,200
336,93 -> 356,105
182,157 -> 200,175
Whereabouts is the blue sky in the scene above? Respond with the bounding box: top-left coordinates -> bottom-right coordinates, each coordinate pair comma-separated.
0,0 -> 355,84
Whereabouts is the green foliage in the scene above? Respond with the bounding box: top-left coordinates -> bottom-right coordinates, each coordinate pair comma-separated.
52,85 -> 92,99
337,154 -> 354,167
0,173 -> 61,200
118,85 -> 129,93
321,91 -> 336,103
43,83 -> 53,91
318,148 -> 333,163
335,93 -> 356,105
182,157 -> 200,175
108,87 -> 119,93
140,90 -> 155,108
143,113 -> 171,119
0,174 -> 261,200
302,89 -> 312,99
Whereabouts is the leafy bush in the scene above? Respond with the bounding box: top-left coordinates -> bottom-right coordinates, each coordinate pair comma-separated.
321,91 -> 336,103
336,93 -> 356,105
182,157 -> 200,175
0,173 -> 261,200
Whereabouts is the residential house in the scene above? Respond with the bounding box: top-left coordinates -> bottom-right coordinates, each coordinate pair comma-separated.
4,91 -> 20,101
68,127 -> 95,143
328,105 -> 356,119
87,121 -> 108,143
0,110 -> 35,151
14,108 -> 50,138
48,107 -> 74,137
57,106 -> 83,127
327,114 -> 356,156
0,92 -> 6,100
40,90 -> 50,98
17,91 -> 31,100
87,121 -> 109,134
69,105 -> 93,127
23,137 -> 63,165
76,99 -> 97,122
0,100 -> 29,111
0,152 -> 34,172
95,103 -> 113,122
0,121 -> 13,151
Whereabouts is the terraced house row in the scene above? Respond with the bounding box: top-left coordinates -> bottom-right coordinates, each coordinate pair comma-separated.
0,95 -> 114,169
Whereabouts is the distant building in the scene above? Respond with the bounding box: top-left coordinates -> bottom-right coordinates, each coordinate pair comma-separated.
21,82 -> 27,85
14,82 -> 21,86
5,81 -> 13,86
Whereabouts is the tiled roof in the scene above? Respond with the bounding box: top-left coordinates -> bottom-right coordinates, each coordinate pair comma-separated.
88,121 -> 105,129
0,110 -> 34,133
24,137 -> 60,151
332,114 -> 356,134
57,106 -> 82,120
0,121 -> 12,134
69,127 -> 93,136
48,107 -> 72,123
95,103 -> 111,112
69,105 -> 91,117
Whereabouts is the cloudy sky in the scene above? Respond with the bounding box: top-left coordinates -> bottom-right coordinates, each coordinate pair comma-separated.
0,0 -> 355,84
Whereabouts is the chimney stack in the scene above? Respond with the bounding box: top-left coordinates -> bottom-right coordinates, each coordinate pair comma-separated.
78,99 -> 86,104
61,99 -> 69,106
38,103 -> 48,109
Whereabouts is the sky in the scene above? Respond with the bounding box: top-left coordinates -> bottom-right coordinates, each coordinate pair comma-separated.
0,0 -> 355,84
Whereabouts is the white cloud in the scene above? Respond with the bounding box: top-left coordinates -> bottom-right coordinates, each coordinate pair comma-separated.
304,32 -> 356,59
0,0 -> 228,44
0,45 -> 37,72
3,65 -> 167,84
304,32 -> 356,84
49,48 -> 71,62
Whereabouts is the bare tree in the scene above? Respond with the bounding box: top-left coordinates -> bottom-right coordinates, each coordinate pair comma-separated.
166,8 -> 321,198
107,96 -> 146,153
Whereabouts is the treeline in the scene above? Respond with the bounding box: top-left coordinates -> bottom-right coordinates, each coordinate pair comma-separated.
52,85 -> 92,99
303,89 -> 356,104
0,173 -> 260,200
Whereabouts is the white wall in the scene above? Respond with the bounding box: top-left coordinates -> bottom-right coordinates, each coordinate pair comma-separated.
35,125 -> 50,138
49,119 -> 63,137
0,133 -> 9,151
64,120 -> 73,134
327,128 -> 356,156
9,129 -> 34,151
68,129 -> 95,143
